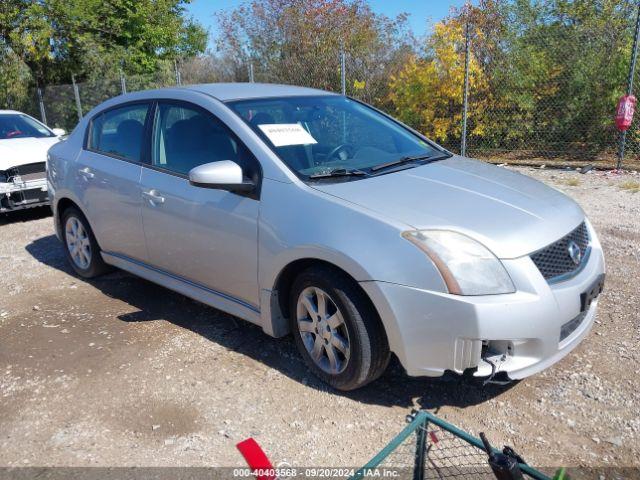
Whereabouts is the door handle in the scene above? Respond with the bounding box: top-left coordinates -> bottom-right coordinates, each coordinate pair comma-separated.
142,189 -> 165,205
78,167 -> 95,179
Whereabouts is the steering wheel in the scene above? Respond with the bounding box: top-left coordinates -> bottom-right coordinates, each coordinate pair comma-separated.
326,143 -> 354,161
6,130 -> 23,138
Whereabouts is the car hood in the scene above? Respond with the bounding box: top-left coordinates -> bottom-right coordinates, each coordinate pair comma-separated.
310,156 -> 584,259
0,137 -> 60,171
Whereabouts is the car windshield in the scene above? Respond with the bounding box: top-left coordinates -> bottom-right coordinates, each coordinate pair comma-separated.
0,114 -> 54,140
227,96 -> 446,179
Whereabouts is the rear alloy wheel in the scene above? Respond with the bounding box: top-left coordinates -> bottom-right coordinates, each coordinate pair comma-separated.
61,207 -> 110,278
65,216 -> 92,270
290,266 -> 390,391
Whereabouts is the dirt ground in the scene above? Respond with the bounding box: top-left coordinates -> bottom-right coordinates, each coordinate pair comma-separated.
0,167 -> 639,471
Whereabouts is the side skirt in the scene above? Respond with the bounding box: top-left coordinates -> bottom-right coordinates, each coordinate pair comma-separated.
101,252 -> 262,326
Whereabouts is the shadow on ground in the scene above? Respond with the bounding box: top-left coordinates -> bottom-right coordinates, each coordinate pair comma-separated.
1,206 -> 51,225
25,233 -> 515,410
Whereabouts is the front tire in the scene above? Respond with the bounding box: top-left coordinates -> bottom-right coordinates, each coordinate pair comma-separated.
289,266 -> 390,391
61,206 -> 109,278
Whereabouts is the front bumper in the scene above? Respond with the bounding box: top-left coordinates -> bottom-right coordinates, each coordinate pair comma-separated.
361,226 -> 606,380
0,179 -> 49,212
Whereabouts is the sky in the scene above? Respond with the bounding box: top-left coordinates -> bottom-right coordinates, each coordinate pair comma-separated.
186,0 -> 470,49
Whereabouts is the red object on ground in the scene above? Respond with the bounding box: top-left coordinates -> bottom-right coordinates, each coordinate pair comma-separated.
236,437 -> 277,480
615,94 -> 637,131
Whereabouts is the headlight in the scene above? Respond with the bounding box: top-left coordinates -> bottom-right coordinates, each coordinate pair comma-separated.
402,230 -> 515,295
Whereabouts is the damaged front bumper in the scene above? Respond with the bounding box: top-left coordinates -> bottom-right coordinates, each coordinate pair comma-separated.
360,226 -> 606,381
0,177 -> 49,212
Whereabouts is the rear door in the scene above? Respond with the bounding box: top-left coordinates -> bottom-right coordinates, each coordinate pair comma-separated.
139,100 -> 261,309
75,102 -> 151,261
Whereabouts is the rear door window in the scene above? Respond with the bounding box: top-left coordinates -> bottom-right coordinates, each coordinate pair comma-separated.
89,104 -> 149,162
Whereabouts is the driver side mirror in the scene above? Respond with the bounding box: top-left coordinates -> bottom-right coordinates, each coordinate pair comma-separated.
51,128 -> 66,137
188,160 -> 255,193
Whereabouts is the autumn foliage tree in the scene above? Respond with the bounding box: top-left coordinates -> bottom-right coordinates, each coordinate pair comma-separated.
387,17 -> 489,149
216,0 -> 413,103
388,0 -> 637,160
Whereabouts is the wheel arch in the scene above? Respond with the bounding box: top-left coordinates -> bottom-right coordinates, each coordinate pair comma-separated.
54,195 -> 96,245
261,256 -> 387,344
55,197 -> 79,237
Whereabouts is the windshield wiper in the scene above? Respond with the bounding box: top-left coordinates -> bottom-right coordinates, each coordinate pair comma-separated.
370,154 -> 435,173
308,168 -> 368,179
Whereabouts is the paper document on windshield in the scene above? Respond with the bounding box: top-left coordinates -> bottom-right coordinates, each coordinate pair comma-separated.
258,123 -> 318,147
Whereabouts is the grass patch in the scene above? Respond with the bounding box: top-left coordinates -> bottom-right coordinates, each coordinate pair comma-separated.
620,180 -> 640,193
563,178 -> 581,187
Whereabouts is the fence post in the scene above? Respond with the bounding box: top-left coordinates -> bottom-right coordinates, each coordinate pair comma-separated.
460,5 -> 471,157
119,69 -> 127,95
37,87 -> 47,125
174,59 -> 182,86
71,74 -> 83,121
340,49 -> 346,95
413,420 -> 427,480
248,62 -> 255,83
617,2 -> 640,169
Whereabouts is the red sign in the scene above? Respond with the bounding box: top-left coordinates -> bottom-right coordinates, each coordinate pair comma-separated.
615,94 -> 636,131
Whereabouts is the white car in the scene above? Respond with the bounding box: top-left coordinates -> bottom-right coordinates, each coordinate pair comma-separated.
0,110 -> 65,213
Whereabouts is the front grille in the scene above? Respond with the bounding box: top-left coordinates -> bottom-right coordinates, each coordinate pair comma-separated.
21,188 -> 48,202
531,222 -> 590,281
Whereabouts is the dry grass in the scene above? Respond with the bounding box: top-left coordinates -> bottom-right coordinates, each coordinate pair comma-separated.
563,178 -> 581,187
484,154 -> 640,171
620,180 -> 640,193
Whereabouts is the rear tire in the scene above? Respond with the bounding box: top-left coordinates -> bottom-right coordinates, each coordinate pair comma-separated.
289,265 -> 390,391
61,206 -> 110,278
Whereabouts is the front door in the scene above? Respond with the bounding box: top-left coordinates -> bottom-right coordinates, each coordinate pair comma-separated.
76,102 -> 150,262
140,101 -> 260,309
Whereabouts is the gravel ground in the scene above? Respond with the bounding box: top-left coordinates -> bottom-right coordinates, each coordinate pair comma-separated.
0,167 -> 638,470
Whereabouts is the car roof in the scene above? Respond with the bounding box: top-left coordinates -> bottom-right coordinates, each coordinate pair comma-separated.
182,83 -> 337,101
0,110 -> 24,115
81,83 -> 340,120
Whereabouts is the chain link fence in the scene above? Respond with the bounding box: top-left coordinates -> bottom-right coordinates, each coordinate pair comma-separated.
462,28 -> 630,169
17,23 -> 640,171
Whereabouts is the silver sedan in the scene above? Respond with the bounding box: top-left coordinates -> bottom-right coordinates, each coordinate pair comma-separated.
47,83 -> 605,390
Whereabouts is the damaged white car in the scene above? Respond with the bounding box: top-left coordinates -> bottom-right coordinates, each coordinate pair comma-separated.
0,110 -> 65,213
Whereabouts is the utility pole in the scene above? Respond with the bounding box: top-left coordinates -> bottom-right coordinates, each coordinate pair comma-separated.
617,1 -> 640,169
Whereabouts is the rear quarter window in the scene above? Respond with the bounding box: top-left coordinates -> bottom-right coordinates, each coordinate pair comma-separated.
89,104 -> 149,162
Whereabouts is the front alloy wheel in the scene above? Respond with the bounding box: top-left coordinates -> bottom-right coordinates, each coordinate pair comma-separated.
296,287 -> 351,375
290,266 -> 390,391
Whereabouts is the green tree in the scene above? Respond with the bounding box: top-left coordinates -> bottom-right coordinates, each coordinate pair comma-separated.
0,0 -> 207,100
479,0 -> 634,157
